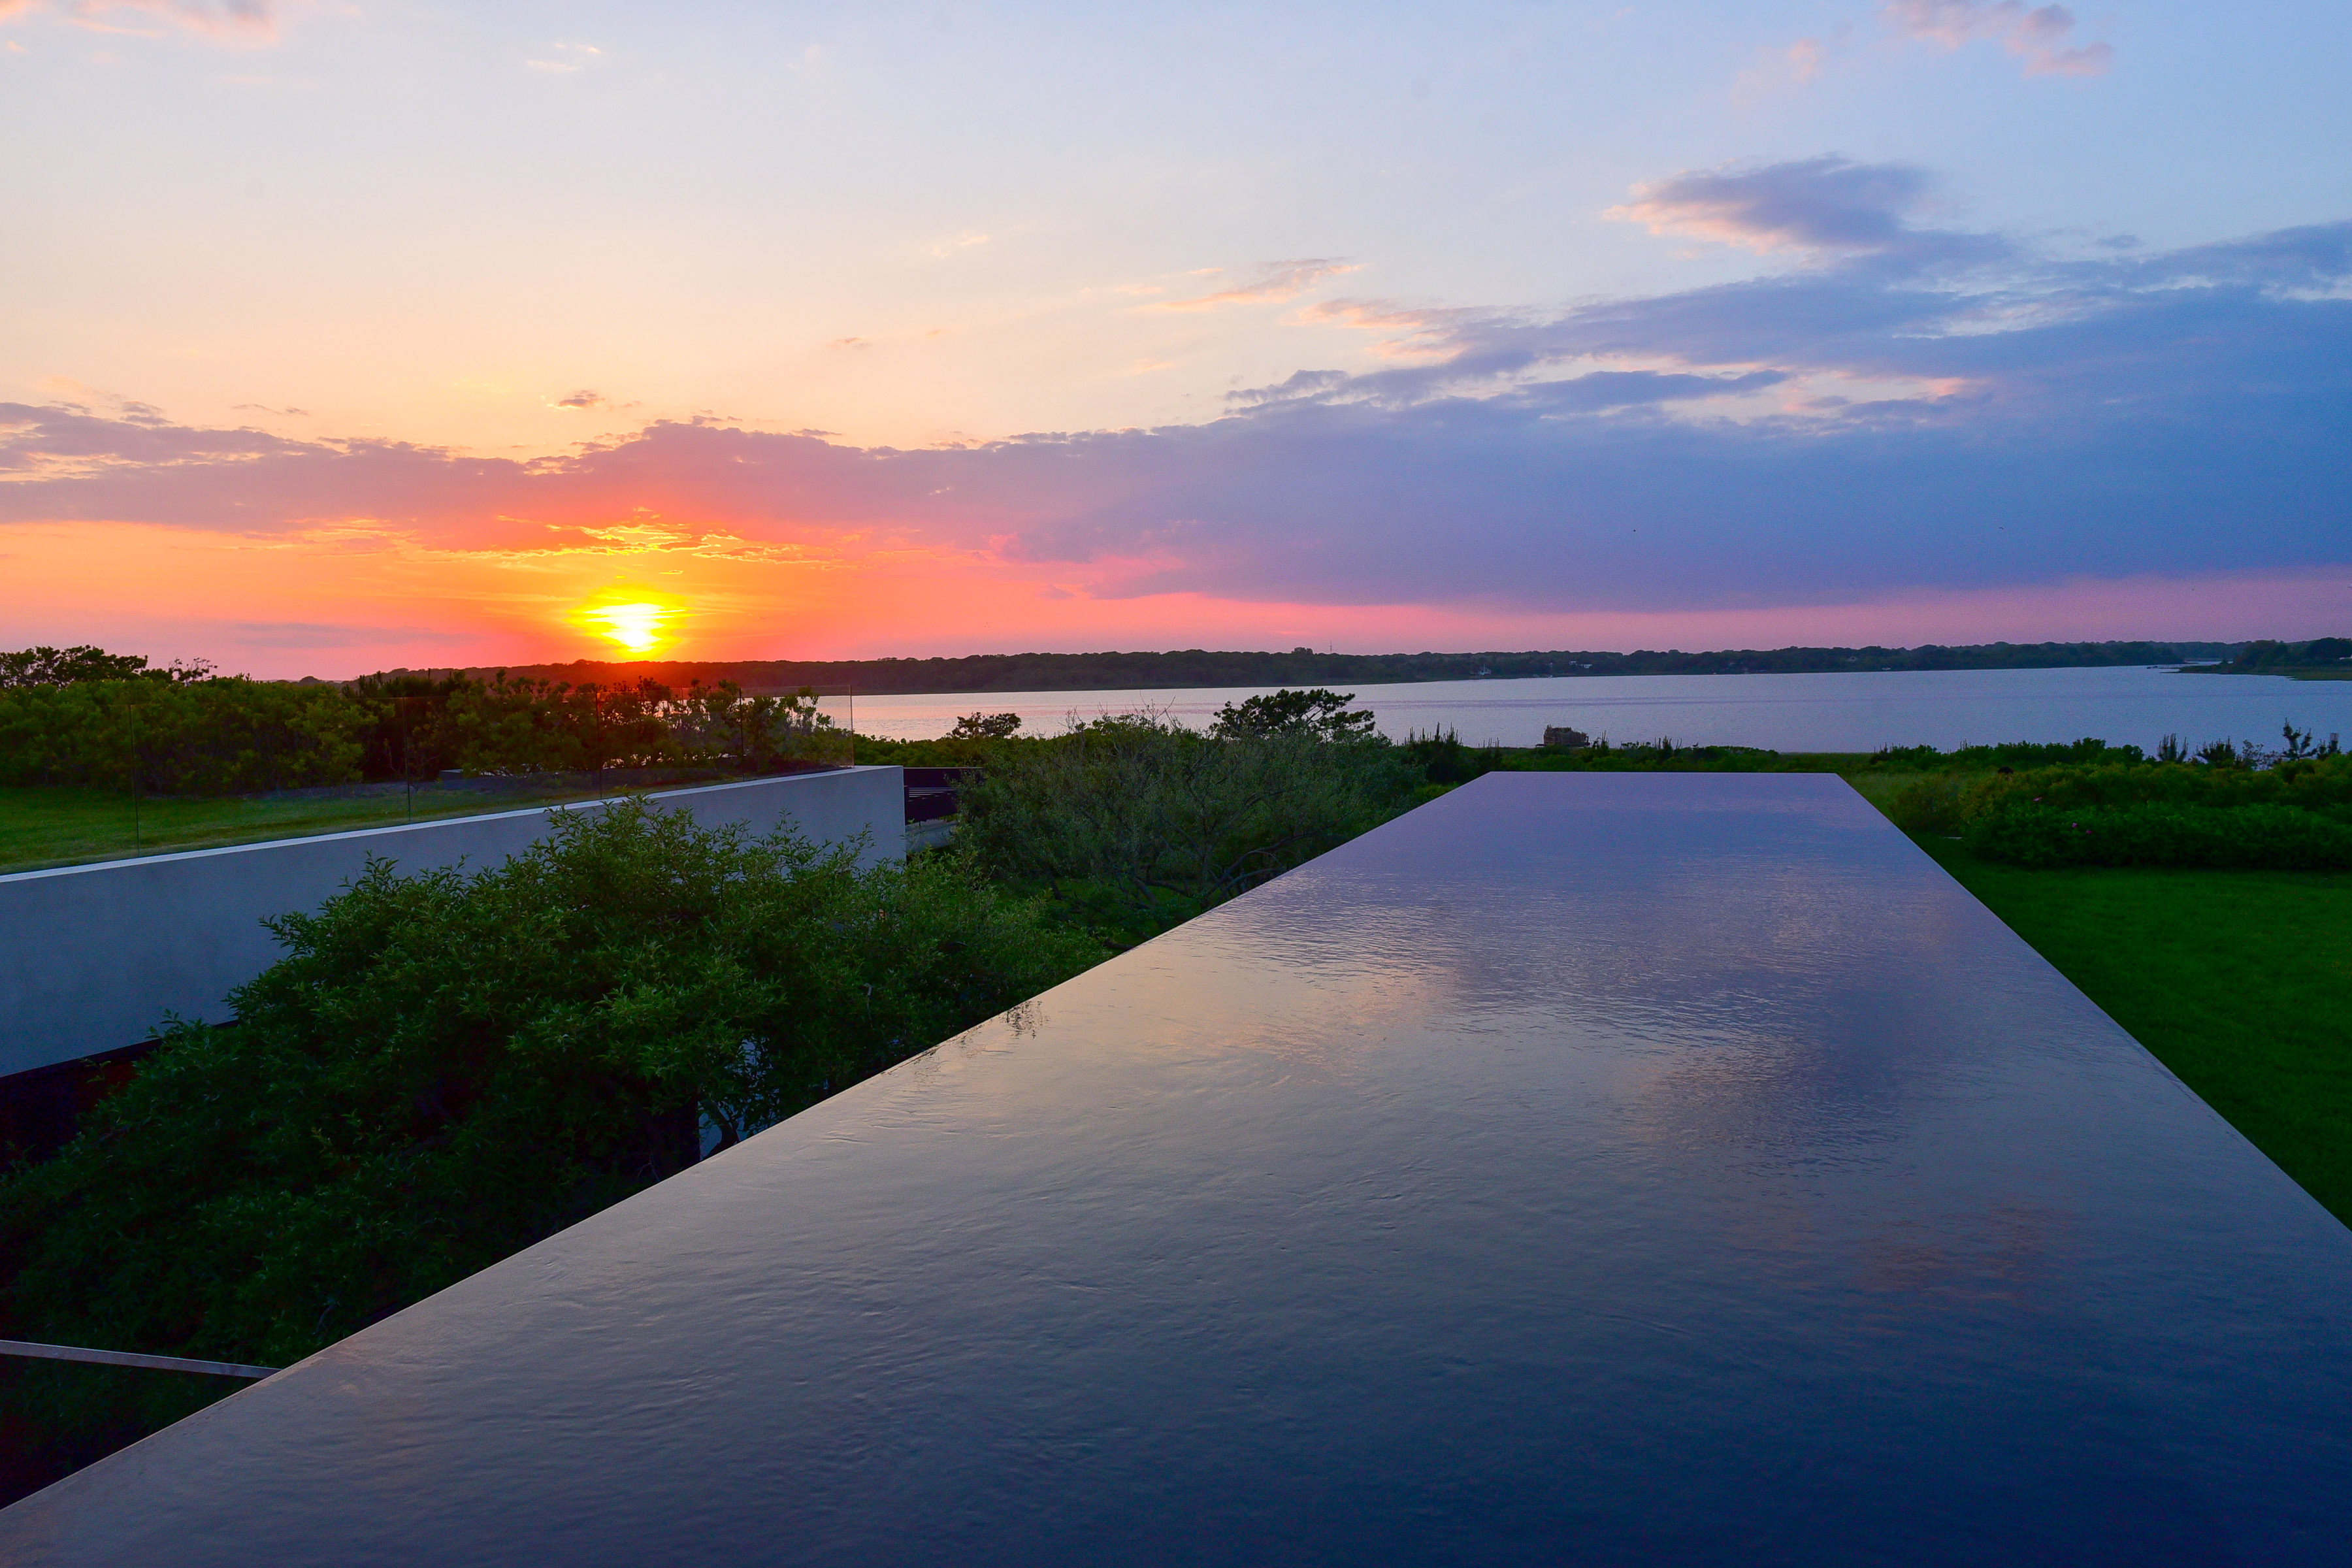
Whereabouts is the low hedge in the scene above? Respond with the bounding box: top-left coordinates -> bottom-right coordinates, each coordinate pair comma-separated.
0,679 -> 364,796
1967,802 -> 2352,870
1886,756 -> 2352,840
1959,755 -> 2352,820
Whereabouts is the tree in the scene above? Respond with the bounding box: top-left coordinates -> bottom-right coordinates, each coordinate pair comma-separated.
949,711 -> 1023,740
669,682 -> 843,770
0,646 -> 210,690
2278,722 -> 2340,762
1208,687 -> 1377,742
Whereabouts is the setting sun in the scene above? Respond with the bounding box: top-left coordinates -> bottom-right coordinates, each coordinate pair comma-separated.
573,591 -> 683,656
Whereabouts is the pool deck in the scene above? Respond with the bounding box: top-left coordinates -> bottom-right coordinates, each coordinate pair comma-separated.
6,772 -> 2347,1563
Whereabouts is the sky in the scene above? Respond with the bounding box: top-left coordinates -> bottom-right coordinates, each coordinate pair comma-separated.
3,1 -> 2347,676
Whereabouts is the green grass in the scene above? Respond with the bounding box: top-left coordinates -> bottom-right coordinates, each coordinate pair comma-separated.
0,785 -> 608,875
1909,833 -> 2352,1224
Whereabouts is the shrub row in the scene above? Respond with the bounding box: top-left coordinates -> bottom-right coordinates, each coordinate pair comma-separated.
1870,737 -> 2146,772
1965,755 -> 2352,817
0,670 -> 843,796
1966,802 -> 2352,870
1887,755 -> 2352,837
0,679 -> 365,796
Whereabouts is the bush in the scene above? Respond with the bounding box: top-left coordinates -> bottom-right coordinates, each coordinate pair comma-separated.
1885,774 -> 1970,835
1868,738 -> 2144,772
1967,802 -> 2352,870
1955,755 -> 2352,823
0,800 -> 1100,1380
1401,728 -> 1503,784
1517,740 -> 1786,774
958,713 -> 1418,937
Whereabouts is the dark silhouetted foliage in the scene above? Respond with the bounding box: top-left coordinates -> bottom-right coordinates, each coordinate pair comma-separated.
0,645 -> 207,689
1208,688 -> 1376,742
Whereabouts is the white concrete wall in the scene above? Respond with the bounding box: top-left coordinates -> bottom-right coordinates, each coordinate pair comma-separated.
0,766 -> 904,1077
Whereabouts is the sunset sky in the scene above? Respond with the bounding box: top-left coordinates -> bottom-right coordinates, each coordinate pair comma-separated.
3,1 -> 2347,677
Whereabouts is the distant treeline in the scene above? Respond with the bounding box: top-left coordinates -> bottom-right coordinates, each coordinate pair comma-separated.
2190,637 -> 2352,677
356,639 -> 2247,697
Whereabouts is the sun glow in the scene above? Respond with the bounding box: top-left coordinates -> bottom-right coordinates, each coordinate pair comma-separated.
574,591 -> 683,655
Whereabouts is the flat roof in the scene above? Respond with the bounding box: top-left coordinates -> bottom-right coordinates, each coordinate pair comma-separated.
8,773 -> 2349,1563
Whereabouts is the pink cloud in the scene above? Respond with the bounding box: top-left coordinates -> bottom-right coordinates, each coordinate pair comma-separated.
0,1 -> 280,39
1882,1 -> 2113,78
1154,259 -> 1360,312
1603,156 -> 2004,271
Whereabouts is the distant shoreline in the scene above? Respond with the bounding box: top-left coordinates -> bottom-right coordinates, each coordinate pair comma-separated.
346,639 -> 2245,698
2176,638 -> 2352,681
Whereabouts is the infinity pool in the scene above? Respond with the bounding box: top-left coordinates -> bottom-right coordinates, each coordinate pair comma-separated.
11,775 -> 2347,1563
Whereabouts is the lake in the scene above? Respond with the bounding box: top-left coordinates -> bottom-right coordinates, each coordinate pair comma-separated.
849,664 -> 2352,753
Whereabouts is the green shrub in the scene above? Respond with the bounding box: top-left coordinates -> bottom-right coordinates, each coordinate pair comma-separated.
1967,802 -> 2352,870
0,800 -> 1099,1380
1956,755 -> 2352,823
1868,738 -> 2144,772
1885,774 -> 1970,835
958,713 -> 1418,936
1518,742 -> 1789,774
847,731 -> 1014,768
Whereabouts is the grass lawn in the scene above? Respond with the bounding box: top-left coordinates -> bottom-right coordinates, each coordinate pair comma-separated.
0,784 -> 608,876
1910,833 -> 2352,1226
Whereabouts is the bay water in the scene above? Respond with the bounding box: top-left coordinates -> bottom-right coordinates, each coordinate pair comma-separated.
849,665 -> 2352,753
